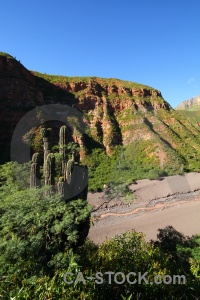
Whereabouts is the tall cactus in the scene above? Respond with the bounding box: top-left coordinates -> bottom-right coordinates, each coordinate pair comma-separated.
57,176 -> 65,197
44,153 -> 55,186
41,128 -> 52,163
66,152 -> 75,184
59,125 -> 67,178
59,125 -> 67,157
30,153 -> 40,187
30,125 -> 88,201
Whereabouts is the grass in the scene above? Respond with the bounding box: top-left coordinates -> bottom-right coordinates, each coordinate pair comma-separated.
0,52 -> 15,59
31,71 -> 159,91
177,110 -> 200,124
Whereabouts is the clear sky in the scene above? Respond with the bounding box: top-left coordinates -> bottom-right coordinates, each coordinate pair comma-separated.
1,0 -> 200,108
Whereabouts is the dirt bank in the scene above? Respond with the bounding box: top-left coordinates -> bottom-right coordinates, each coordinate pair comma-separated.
87,172 -> 200,244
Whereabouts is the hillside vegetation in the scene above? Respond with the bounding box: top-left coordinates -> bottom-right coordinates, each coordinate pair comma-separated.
0,163 -> 200,299
23,72 -> 200,191
1,52 -> 200,192
1,53 -> 200,299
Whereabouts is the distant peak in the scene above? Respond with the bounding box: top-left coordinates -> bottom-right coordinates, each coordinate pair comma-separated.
176,95 -> 200,110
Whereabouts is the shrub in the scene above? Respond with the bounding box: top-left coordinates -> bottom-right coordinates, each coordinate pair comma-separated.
0,188 -> 91,278
0,162 -> 92,280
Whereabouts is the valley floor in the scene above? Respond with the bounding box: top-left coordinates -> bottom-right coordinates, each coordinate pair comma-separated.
88,173 -> 200,243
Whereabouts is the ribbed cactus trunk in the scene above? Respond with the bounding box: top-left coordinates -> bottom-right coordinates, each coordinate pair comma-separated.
42,128 -> 52,164
66,154 -> 74,184
44,153 -> 55,186
41,128 -> 53,195
44,153 -> 55,196
57,176 -> 65,197
59,125 -> 67,179
30,153 -> 40,187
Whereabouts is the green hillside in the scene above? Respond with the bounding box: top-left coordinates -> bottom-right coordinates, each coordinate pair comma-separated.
1,52 -> 200,192
18,73 -> 200,191
178,110 -> 200,124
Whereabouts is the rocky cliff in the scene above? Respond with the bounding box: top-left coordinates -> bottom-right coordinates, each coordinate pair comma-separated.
0,52 -> 169,161
0,53 -> 76,162
1,52 -> 200,190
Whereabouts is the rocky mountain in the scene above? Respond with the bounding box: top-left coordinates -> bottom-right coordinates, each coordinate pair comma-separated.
1,52 -> 200,191
176,95 -> 200,110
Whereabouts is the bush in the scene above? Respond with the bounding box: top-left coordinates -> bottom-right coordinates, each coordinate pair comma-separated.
0,162 -> 92,280
0,188 -> 91,278
1,229 -> 200,299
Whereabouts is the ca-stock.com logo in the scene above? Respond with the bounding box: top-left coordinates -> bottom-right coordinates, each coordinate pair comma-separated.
10,104 -> 89,200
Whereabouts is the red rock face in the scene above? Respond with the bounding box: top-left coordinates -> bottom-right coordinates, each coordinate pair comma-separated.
0,56 -> 44,105
0,56 -> 74,162
0,54 -> 170,163
66,82 -> 87,92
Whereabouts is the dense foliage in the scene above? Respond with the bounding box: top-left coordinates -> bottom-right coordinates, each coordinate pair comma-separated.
1,229 -> 200,299
0,162 -> 200,299
82,140 -> 184,192
0,162 -> 91,297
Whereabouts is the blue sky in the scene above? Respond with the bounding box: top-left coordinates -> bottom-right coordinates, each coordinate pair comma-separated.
1,0 -> 200,108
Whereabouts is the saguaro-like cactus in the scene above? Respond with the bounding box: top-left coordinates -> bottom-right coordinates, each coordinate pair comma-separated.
44,153 -> 55,186
59,125 -> 66,157
57,176 -> 65,197
59,125 -> 67,178
30,125 -> 88,201
30,153 -> 40,187
41,128 -> 52,163
66,154 -> 74,184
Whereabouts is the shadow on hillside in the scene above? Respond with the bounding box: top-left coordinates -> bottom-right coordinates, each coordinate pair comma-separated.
0,75 -> 89,164
143,117 -> 175,150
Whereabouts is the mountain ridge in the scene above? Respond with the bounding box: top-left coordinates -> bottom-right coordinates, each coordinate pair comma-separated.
1,52 -> 200,191
176,95 -> 200,111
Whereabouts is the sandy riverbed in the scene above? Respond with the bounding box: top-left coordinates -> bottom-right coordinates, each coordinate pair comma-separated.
87,172 -> 200,244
